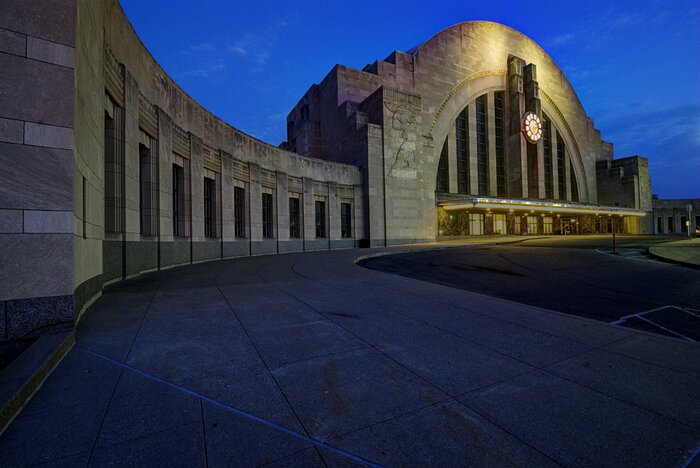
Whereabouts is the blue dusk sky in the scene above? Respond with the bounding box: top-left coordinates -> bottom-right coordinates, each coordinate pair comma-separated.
120,0 -> 699,199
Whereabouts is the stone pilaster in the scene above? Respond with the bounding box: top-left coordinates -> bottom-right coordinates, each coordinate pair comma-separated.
353,184 -> 364,242
248,163 -> 262,241
302,176 -> 315,244
276,171 -> 289,242
189,134 -> 204,240
328,181 -> 340,242
506,55 -> 527,198
220,151 -> 235,241
156,108 -> 172,242
123,70 -> 140,239
524,63 -> 544,199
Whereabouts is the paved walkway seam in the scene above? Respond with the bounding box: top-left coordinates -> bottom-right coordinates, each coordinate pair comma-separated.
75,345 -> 383,468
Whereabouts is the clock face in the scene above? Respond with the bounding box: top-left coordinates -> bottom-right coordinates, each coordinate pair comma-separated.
522,112 -> 542,143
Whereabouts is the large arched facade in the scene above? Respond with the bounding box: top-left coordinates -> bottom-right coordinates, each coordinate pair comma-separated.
289,21 -> 650,244
0,10 -> 653,342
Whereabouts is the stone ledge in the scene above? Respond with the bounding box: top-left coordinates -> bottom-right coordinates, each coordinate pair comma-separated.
0,331 -> 74,434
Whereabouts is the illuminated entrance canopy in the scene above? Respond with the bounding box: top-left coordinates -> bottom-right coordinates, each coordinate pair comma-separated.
438,196 -> 647,217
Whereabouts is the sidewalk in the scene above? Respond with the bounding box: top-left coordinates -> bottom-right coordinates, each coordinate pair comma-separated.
648,237 -> 700,267
0,247 -> 697,466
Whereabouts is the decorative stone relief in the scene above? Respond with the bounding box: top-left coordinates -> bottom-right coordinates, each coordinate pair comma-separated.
384,99 -> 422,177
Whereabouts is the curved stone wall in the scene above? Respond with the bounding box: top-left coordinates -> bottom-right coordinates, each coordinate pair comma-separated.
73,0 -> 366,314
0,0 -> 365,341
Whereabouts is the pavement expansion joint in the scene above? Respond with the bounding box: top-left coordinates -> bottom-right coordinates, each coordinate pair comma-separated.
74,345 -> 384,468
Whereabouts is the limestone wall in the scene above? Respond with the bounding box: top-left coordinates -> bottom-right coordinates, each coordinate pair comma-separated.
0,0 -> 365,341
0,0 -> 77,340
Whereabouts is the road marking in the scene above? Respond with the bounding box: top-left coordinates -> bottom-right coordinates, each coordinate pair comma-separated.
610,305 -> 698,344
635,316 -> 697,343
682,442 -> 700,468
594,248 -> 659,263
610,305 -> 672,325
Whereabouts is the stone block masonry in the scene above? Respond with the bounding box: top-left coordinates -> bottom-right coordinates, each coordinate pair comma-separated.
0,0 -> 364,342
0,0 -> 77,341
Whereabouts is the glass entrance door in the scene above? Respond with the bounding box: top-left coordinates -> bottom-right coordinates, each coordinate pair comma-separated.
493,214 -> 506,234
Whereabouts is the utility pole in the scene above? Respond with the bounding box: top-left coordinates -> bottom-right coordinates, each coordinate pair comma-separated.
688,203 -> 693,240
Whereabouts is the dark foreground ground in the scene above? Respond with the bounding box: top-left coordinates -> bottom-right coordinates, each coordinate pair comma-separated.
1,240 -> 698,467
361,236 -> 700,342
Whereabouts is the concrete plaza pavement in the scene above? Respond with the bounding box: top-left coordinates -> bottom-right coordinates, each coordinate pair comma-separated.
1,242 -> 699,466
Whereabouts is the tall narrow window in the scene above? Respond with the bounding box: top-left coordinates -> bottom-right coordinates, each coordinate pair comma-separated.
234,186 -> 245,238
315,200 -> 326,238
172,164 -> 184,236
262,192 -> 273,238
475,95 -> 488,196
667,217 -> 674,233
104,101 -> 123,234
204,177 -> 215,238
570,164 -> 579,202
82,177 -> 87,239
527,143 -> 538,198
287,120 -> 295,142
542,118 -> 553,199
289,197 -> 301,238
139,144 -> 152,235
494,92 -> 505,197
436,139 -> 448,192
456,107 -> 469,194
657,216 -> 663,234
341,202 -> 352,238
556,131 -> 566,199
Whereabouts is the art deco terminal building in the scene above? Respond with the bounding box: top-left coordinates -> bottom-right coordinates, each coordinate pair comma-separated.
284,22 -> 652,242
0,1 -> 652,341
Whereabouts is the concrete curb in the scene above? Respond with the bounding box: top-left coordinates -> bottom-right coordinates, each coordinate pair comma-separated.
353,236 -> 547,265
0,331 -> 74,434
646,245 -> 700,270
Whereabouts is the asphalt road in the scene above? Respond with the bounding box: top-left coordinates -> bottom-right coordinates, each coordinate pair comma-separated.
361,236 -> 700,341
